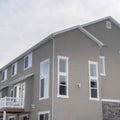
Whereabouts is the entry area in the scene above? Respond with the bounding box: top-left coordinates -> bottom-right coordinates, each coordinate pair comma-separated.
19,114 -> 29,120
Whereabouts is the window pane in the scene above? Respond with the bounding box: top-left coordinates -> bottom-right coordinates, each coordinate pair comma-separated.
23,116 -> 28,120
45,113 -> 49,120
59,59 -> 66,73
41,61 -> 49,77
41,79 -> 44,97
91,89 -> 97,98
2,71 -> 5,80
12,65 -> 15,75
40,60 -> 49,99
25,56 -> 28,68
59,75 -> 66,85
91,80 -> 97,88
90,64 -> 96,77
14,87 -> 17,97
44,77 -> 49,97
59,85 -> 66,95
40,114 -> 44,120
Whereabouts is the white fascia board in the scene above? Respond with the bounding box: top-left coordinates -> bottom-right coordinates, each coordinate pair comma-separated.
81,16 -> 111,27
52,25 -> 79,37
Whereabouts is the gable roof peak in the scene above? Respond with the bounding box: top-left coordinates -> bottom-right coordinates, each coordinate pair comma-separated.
82,16 -> 120,28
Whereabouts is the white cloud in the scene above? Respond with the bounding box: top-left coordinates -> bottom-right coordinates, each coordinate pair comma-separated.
0,0 -> 120,67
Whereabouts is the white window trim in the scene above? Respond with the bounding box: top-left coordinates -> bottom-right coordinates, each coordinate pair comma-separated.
24,53 -> 32,70
38,111 -> 50,120
99,56 -> 106,76
1,69 -> 7,82
57,56 -> 69,98
88,61 -> 99,101
11,62 -> 18,77
101,99 -> 120,103
12,82 -> 26,107
39,58 -> 49,100
8,116 -> 16,120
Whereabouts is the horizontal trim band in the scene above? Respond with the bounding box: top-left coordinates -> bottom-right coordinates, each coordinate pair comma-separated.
101,99 -> 120,103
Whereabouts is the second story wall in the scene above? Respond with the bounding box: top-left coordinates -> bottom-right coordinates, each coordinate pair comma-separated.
84,19 -> 120,100
53,28 -> 103,120
0,38 -> 54,118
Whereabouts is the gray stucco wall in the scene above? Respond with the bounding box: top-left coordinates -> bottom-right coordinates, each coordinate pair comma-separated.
84,19 -> 120,100
29,40 -> 53,120
0,40 -> 53,120
53,29 -> 103,120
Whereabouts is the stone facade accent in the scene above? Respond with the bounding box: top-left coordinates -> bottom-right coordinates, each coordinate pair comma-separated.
102,101 -> 120,120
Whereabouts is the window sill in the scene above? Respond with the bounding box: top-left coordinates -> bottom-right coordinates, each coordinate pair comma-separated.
100,73 -> 106,76
1,79 -> 7,82
89,98 -> 100,101
24,66 -> 32,71
57,95 -> 69,98
11,74 -> 17,77
39,97 -> 49,101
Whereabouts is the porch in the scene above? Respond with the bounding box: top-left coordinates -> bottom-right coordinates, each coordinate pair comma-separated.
0,97 -> 24,110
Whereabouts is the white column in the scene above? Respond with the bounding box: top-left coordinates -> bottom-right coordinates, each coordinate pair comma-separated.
3,111 -> 6,120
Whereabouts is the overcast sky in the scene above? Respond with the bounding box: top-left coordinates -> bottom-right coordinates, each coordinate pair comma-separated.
0,0 -> 120,68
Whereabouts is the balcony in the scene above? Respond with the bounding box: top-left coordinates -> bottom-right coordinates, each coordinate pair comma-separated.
0,97 -> 24,111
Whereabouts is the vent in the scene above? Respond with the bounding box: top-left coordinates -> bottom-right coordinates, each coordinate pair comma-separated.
106,21 -> 112,29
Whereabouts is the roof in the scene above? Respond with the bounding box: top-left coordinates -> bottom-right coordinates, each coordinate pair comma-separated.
0,16 -> 119,71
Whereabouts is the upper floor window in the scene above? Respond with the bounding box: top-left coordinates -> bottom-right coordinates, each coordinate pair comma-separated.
39,59 -> 49,100
11,62 -> 17,77
99,56 -> 106,76
58,56 -> 69,98
89,61 -> 99,100
1,69 -> 7,82
24,53 -> 32,70
38,111 -> 50,120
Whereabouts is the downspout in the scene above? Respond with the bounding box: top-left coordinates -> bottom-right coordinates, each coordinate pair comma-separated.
51,35 -> 55,120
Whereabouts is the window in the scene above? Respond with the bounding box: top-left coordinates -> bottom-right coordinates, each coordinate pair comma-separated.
38,111 -> 50,120
1,69 -> 7,82
10,89 -> 14,97
89,61 -> 99,100
8,116 -> 15,120
24,53 -> 32,70
13,84 -> 20,103
39,59 -> 49,100
19,114 -> 29,120
106,21 -> 112,29
11,62 -> 17,76
99,56 -> 105,76
58,56 -> 69,97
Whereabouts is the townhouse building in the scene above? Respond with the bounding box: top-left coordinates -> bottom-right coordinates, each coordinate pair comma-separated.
0,16 -> 120,120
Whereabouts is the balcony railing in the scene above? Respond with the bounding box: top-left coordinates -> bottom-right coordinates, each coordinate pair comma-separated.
0,97 -> 24,109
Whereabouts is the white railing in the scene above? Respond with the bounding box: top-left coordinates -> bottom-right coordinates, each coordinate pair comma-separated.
0,97 -> 24,109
